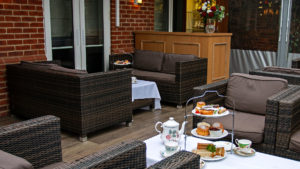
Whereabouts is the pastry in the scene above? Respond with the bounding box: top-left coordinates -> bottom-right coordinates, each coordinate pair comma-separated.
196,102 -> 206,108
196,122 -> 210,136
200,109 -> 214,115
197,143 -> 214,150
218,107 -> 227,114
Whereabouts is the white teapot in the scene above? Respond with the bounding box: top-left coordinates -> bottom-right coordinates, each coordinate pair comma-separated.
155,117 -> 187,144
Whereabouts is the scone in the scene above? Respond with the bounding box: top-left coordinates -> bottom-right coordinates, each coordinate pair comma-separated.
196,122 -> 210,136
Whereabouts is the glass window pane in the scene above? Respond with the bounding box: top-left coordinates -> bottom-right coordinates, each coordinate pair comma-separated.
85,0 -> 104,73
289,0 -> 300,53
229,0 -> 280,51
50,0 -> 74,68
154,0 -> 169,31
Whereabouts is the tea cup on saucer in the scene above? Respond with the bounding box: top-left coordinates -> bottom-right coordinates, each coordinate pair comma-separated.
235,139 -> 252,153
131,76 -> 137,83
164,141 -> 179,155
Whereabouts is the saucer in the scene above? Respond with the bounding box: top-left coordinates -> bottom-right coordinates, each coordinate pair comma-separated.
160,146 -> 181,158
214,141 -> 236,151
200,159 -> 206,169
234,147 -> 256,157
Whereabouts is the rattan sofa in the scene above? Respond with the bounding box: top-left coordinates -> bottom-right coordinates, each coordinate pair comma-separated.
0,115 -> 200,169
131,50 -> 207,107
192,73 -> 300,155
249,66 -> 300,85
274,87 -> 300,161
6,61 -> 132,141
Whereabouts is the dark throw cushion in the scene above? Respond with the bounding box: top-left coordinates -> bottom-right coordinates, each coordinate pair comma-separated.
0,150 -> 33,169
263,66 -> 300,75
133,50 -> 164,72
225,73 -> 288,115
20,61 -> 56,69
161,53 -> 198,74
49,65 -> 87,74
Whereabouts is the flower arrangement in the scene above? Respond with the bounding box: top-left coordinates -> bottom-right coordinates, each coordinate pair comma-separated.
197,0 -> 226,23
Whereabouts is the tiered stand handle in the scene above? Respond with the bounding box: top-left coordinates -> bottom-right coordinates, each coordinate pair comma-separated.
183,90 -> 235,154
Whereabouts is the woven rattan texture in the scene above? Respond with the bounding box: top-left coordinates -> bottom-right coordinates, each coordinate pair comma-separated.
274,87 -> 300,161
148,151 -> 200,169
7,63 -> 133,138
249,69 -> 300,85
0,115 -> 62,168
134,58 -> 207,105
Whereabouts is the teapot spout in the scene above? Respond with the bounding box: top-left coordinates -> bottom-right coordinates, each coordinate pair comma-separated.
179,121 -> 187,136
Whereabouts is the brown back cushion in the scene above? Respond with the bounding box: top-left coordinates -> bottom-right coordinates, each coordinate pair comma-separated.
0,150 -> 33,169
21,61 -> 56,69
263,66 -> 300,75
225,73 -> 288,115
49,65 -> 87,74
161,53 -> 198,74
133,50 -> 164,72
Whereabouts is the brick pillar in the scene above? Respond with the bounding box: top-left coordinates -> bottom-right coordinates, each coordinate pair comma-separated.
0,0 -> 46,117
111,0 -> 154,54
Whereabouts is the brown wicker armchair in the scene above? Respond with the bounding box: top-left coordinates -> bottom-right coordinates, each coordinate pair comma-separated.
192,73 -> 299,155
274,88 -> 300,161
6,62 -> 132,141
0,115 -> 200,169
249,66 -> 300,85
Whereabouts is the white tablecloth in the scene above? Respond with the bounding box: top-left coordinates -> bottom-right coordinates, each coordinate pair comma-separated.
144,135 -> 300,168
132,80 -> 161,110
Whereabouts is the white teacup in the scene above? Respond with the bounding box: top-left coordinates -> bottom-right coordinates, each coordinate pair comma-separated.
235,139 -> 252,153
164,141 -> 179,155
131,76 -> 137,83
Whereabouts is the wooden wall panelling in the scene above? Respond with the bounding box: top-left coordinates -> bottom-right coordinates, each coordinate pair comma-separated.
172,42 -> 201,58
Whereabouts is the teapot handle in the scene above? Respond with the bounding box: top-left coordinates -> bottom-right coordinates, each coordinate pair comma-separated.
155,122 -> 163,134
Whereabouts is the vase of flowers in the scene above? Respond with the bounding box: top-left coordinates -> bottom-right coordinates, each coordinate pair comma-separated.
197,0 -> 226,33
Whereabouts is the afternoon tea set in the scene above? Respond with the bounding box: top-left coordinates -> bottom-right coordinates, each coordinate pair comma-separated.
155,90 -> 255,167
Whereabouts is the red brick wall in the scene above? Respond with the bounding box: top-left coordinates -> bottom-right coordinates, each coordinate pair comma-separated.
111,0 -> 154,54
0,0 -> 46,117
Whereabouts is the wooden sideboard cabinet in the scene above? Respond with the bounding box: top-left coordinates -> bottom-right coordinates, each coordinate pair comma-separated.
134,31 -> 232,84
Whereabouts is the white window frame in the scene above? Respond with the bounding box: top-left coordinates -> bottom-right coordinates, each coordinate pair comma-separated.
43,0 -> 110,71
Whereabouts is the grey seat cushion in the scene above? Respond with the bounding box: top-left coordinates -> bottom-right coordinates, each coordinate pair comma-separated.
133,50 -> 164,72
263,66 -> 300,75
132,69 -> 175,84
161,53 -> 198,74
0,150 -> 33,169
204,110 -> 265,143
225,73 -> 288,115
289,129 -> 300,153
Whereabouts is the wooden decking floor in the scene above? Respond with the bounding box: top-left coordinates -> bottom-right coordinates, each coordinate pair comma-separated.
0,103 -> 194,163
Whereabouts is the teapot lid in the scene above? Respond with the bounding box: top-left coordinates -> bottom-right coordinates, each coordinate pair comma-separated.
164,117 -> 179,127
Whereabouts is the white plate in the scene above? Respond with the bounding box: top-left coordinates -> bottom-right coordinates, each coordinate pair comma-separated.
114,63 -> 131,66
214,141 -> 236,151
201,151 -> 227,161
191,129 -> 229,140
160,146 -> 181,158
200,159 -> 206,169
234,147 -> 256,157
191,109 -> 230,118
